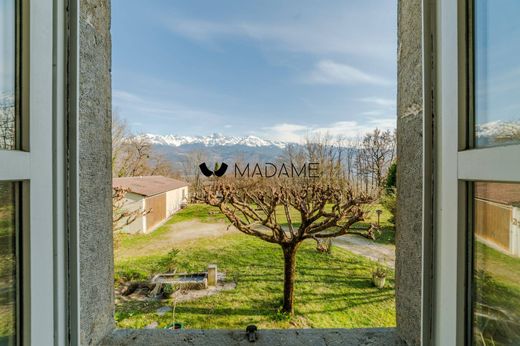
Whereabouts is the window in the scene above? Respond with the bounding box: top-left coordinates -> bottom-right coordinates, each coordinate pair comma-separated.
435,0 -> 520,344
0,182 -> 18,345
0,0 -> 60,343
0,0 -> 17,149
112,0 -> 397,331
474,0 -> 520,148
471,182 -> 520,344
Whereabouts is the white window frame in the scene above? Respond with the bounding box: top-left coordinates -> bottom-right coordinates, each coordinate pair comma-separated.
435,0 -> 520,345
0,0 -> 68,344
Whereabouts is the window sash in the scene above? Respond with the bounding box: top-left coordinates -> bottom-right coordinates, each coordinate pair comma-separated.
435,0 -> 520,345
0,0 -> 64,344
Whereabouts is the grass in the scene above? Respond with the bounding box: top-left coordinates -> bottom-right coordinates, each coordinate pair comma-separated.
116,204 -> 226,251
474,241 -> 520,314
114,202 -> 396,330
116,201 -> 395,254
115,233 -> 395,329
0,205 -> 15,338
473,241 -> 520,343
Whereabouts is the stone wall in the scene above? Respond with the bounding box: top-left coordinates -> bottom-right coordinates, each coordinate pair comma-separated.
79,0 -> 114,344
396,0 -> 424,345
104,328 -> 399,346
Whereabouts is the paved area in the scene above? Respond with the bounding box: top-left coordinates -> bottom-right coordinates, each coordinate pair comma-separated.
333,235 -> 395,268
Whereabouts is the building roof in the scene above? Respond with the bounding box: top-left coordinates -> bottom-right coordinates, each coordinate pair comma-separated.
113,176 -> 189,197
475,182 -> 520,206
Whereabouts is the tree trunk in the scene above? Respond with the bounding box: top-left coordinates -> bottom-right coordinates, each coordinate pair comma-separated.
281,243 -> 299,314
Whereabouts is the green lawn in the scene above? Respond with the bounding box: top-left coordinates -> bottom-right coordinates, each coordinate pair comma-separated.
473,241 -> 520,343
115,203 -> 396,330
117,202 -> 395,253
0,205 -> 15,339
116,204 -> 227,251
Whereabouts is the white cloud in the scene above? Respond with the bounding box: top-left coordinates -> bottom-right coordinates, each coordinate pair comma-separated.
112,89 -> 223,124
306,60 -> 391,86
162,7 -> 396,59
359,97 -> 396,108
361,110 -> 384,116
262,119 -> 395,143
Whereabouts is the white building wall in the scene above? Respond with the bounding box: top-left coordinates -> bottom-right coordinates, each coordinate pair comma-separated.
117,192 -> 146,234
165,186 -> 188,217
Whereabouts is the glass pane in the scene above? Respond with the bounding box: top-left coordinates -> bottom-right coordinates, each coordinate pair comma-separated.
474,1 -> 520,148
0,182 -> 17,345
472,182 -> 520,345
0,0 -> 16,150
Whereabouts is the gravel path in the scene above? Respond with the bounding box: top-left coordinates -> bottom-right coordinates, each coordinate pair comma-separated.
333,235 -> 395,268
117,221 -> 237,259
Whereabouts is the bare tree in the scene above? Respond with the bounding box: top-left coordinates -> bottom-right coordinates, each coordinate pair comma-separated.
112,112 -> 129,174
359,129 -> 396,193
0,94 -> 15,150
200,178 -> 371,314
181,149 -> 207,197
112,116 -> 177,178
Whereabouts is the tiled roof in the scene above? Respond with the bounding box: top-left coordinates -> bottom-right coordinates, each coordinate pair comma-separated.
475,182 -> 520,206
113,176 -> 189,197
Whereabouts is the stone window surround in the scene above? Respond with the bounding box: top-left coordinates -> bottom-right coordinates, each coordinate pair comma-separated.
73,0 -> 430,345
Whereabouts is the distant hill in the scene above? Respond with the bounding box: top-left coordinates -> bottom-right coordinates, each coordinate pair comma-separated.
476,120 -> 520,146
138,133 -> 291,170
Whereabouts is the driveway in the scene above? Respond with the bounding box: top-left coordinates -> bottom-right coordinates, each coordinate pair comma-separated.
116,221 -> 238,259
333,235 -> 395,268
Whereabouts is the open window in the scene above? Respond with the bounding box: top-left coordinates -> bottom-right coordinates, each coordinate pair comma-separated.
110,0 -> 398,332
435,0 -> 520,344
0,0 -> 64,344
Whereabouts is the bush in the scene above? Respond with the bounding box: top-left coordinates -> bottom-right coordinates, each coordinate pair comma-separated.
385,162 -> 397,192
157,248 -> 180,272
115,268 -> 149,283
380,188 -> 396,225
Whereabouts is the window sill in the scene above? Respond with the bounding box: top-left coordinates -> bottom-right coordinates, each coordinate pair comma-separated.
102,327 -> 400,345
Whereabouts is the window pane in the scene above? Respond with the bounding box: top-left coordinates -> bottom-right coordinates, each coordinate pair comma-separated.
474,1 -> 520,148
0,0 -> 16,150
472,182 -> 520,345
0,182 -> 17,345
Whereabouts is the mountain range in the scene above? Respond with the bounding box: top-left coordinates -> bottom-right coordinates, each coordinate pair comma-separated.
138,133 -> 290,169
139,133 -> 288,149
139,120 -> 520,170
476,120 -> 520,146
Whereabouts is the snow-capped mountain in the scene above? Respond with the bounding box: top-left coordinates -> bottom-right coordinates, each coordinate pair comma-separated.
476,120 -> 520,146
138,133 -> 288,149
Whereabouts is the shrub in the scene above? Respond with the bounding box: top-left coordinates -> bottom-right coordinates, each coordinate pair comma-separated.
380,188 -> 396,225
385,162 -> 397,192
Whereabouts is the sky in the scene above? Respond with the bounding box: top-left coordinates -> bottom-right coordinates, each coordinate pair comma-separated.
1,0 -> 15,95
112,0 -> 398,142
475,0 -> 520,128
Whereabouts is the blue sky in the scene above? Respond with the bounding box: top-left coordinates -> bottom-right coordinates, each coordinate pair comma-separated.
112,0 -> 397,142
1,0 -> 15,95
475,0 -> 520,127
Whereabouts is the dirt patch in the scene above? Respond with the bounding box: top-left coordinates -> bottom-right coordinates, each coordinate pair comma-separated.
115,279 -> 236,305
117,221 -> 238,259
171,281 -> 237,303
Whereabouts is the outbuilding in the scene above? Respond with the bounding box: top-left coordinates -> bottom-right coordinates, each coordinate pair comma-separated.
475,182 -> 520,257
113,175 -> 189,233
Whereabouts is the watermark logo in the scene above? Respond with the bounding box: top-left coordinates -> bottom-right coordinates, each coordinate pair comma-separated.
199,162 -> 320,178
199,162 -> 229,177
